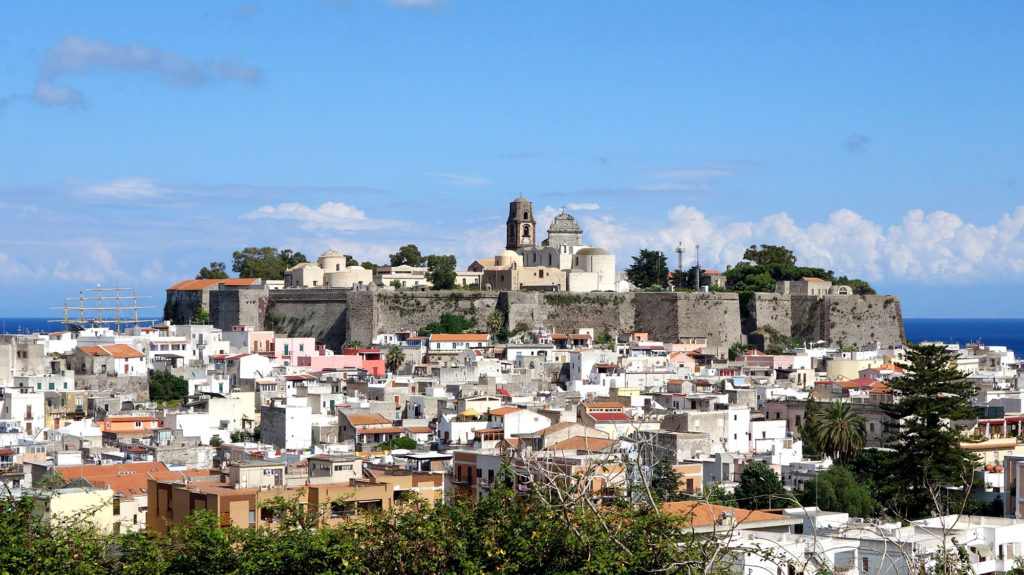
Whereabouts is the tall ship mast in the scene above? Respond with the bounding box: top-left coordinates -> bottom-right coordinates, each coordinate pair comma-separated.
50,282 -> 157,332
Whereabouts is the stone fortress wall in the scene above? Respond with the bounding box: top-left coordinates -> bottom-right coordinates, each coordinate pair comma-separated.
198,286 -> 904,354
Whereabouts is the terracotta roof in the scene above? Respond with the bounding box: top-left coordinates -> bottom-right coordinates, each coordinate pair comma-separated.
429,333 -> 490,342
661,501 -> 796,530
77,344 -> 145,359
346,413 -> 391,426
56,462 -> 170,499
404,426 -> 433,434
0,448 -> 14,456
801,277 -> 826,282
489,407 -> 521,416
589,412 -> 630,422
167,278 -> 261,291
547,436 -> 619,452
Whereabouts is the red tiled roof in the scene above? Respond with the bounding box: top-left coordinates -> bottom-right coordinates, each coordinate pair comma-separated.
345,414 -> 390,426
589,412 -> 630,422
662,501 -> 793,528
547,436 -> 618,452
167,278 -> 261,291
489,407 -> 521,416
77,344 -> 145,359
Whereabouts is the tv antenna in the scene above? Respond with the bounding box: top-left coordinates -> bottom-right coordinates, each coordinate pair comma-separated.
674,242 -> 685,271
694,244 -> 701,290
50,282 -> 157,333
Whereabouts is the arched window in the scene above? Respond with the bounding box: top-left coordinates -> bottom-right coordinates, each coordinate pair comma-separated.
523,224 -> 530,237
524,211 -> 529,219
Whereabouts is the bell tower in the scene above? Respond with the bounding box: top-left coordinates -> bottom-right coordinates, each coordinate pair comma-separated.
506,196 -> 536,250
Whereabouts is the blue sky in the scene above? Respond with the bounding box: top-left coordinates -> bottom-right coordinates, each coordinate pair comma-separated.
1,1 -> 1023,318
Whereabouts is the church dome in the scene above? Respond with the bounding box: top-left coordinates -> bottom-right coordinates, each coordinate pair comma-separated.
319,248 -> 343,258
576,247 -> 611,256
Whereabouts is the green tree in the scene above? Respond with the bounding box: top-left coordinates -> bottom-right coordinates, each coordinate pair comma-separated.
881,343 -> 980,519
195,261 -> 229,279
816,401 -> 866,464
670,265 -> 704,290
649,455 -> 684,502
743,244 -> 797,266
800,465 -> 878,518
734,461 -> 789,509
798,397 -> 824,460
425,254 -> 457,290
231,246 -> 307,280
385,344 -> 405,374
625,249 -> 669,289
209,435 -> 223,447
389,244 -> 425,267
485,310 -> 505,334
149,370 -> 189,402
420,313 -> 474,335
376,436 -> 417,451
834,275 -> 876,295
192,304 -> 210,325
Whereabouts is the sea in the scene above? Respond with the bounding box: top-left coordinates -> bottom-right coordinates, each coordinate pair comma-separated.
2,316 -> 1022,356
903,318 -> 1024,358
0,317 -> 162,335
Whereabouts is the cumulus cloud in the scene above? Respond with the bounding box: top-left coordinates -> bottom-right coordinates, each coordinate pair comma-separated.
244,201 -> 406,232
34,35 -> 263,106
654,205 -> 1024,283
76,178 -> 166,199
50,242 -> 123,283
431,173 -> 491,187
566,203 -> 599,211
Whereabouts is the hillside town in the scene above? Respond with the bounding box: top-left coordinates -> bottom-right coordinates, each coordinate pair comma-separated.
2,297 -> 1024,572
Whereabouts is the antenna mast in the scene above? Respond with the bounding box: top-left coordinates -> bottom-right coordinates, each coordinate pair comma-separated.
694,244 -> 701,290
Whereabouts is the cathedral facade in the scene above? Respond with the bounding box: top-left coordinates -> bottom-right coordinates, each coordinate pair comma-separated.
476,197 -> 623,292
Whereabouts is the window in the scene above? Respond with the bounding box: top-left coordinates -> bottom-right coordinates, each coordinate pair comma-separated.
113,496 -> 121,515
135,421 -> 142,428
862,558 -> 869,572
249,510 -> 255,524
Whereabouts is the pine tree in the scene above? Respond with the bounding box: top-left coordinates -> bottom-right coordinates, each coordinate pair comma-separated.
881,343 -> 980,519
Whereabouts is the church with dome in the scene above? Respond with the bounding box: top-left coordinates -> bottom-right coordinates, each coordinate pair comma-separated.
471,197 -> 625,292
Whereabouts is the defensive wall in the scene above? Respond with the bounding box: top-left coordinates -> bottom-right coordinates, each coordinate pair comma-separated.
195,287 -> 904,354
748,293 -> 905,349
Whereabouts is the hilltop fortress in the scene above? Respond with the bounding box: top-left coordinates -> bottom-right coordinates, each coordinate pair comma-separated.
166,197 -> 904,355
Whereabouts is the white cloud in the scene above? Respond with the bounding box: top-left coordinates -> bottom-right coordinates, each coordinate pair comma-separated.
566,203 -> 600,211
652,205 -> 1024,283
430,173 -> 491,187
77,178 -> 166,199
244,201 -> 405,232
34,35 -> 263,107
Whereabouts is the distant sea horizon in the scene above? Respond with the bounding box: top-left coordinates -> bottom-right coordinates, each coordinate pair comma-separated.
2,316 -> 1022,357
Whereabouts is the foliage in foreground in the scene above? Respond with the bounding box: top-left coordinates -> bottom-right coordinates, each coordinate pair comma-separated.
0,484 -> 731,575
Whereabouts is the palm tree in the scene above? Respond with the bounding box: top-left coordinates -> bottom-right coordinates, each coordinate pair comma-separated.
385,344 -> 405,375
816,401 -> 866,464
